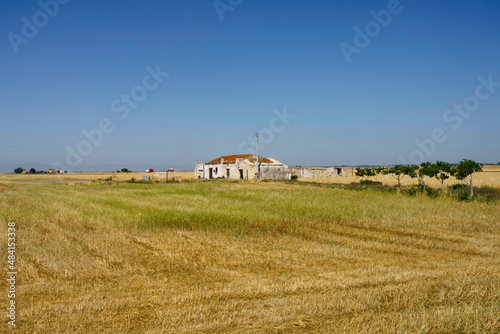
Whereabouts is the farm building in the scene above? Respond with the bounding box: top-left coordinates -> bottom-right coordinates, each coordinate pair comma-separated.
289,167 -> 346,178
195,154 -> 290,180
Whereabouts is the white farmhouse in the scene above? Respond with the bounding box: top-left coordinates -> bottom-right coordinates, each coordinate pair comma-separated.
195,154 -> 290,180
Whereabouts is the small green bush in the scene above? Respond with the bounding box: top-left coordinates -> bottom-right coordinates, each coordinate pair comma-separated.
290,175 -> 299,181
405,184 -> 438,198
458,192 -> 470,201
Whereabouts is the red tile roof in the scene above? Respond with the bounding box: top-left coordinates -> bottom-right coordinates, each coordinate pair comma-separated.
205,154 -> 273,164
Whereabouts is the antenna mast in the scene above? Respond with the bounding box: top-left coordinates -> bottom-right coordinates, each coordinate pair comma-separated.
256,132 -> 259,175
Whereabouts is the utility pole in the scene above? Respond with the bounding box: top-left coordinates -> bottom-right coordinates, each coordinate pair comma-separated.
256,132 -> 259,168
256,132 -> 260,180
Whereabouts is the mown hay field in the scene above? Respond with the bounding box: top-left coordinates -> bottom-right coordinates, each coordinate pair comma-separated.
0,176 -> 499,333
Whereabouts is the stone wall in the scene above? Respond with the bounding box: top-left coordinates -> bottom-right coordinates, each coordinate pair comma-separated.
289,167 -> 345,178
259,165 -> 290,180
151,172 -> 181,181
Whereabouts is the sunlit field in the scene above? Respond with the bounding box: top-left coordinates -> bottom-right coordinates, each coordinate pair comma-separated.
0,174 -> 499,333
0,171 -> 194,183
301,165 -> 500,189
1,165 -> 498,188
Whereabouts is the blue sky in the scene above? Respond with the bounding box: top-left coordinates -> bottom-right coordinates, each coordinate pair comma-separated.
1,0 -> 499,171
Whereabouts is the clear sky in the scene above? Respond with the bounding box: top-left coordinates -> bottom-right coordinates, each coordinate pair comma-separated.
1,0 -> 499,171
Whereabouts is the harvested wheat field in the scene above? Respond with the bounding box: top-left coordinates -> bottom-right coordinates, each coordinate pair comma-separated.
0,177 -> 499,333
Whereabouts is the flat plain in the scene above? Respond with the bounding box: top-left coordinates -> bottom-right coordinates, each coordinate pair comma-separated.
0,169 -> 499,333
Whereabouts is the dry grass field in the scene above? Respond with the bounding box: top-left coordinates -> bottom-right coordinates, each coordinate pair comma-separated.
0,171 -> 195,183
305,165 -> 500,189
0,172 -> 499,333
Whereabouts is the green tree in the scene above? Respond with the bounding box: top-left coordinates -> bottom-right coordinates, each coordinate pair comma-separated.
14,167 -> 23,174
121,168 -> 130,173
355,167 -> 367,180
383,165 -> 417,188
454,159 -> 483,196
364,168 -> 376,179
372,167 -> 385,182
418,162 -> 435,186
432,161 -> 452,192
356,167 -> 379,181
29,168 -> 37,174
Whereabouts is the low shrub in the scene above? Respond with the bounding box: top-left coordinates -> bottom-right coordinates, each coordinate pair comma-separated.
405,184 -> 438,198
458,192 -> 470,201
360,180 -> 382,185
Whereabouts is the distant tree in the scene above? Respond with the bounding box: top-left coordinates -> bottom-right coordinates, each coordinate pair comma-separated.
355,167 -> 375,180
454,159 -> 483,196
432,161 -> 452,192
121,168 -> 130,173
14,167 -> 23,174
383,165 -> 417,188
373,167 -> 385,181
355,167 -> 367,180
29,168 -> 37,174
365,168 -> 376,178
450,167 -> 462,186
417,162 -> 440,186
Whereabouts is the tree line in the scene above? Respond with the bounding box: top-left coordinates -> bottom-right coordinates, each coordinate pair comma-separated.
13,167 -> 67,174
355,159 -> 483,196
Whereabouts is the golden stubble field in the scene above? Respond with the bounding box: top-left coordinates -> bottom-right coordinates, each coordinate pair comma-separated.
0,171 -> 499,333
